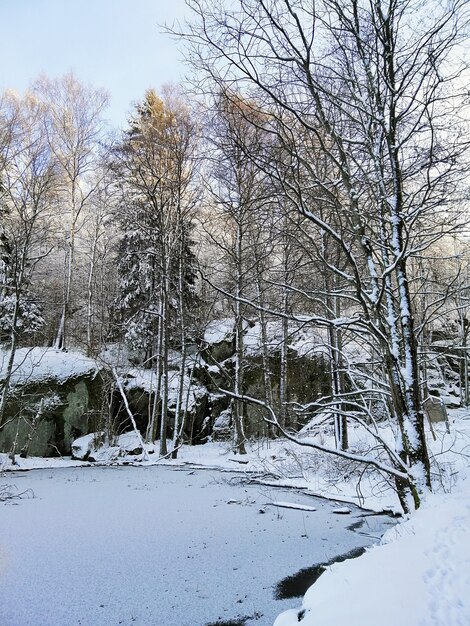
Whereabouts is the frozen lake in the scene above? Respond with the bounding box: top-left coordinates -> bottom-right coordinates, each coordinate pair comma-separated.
0,465 -> 395,626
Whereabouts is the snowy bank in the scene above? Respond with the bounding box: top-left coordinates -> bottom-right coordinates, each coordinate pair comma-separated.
274,483 -> 470,626
274,413 -> 470,626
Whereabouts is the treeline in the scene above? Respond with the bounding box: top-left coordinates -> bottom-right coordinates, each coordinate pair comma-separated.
1,0 -> 470,510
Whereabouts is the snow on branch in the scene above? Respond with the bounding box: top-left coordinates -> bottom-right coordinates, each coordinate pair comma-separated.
220,388 -> 410,481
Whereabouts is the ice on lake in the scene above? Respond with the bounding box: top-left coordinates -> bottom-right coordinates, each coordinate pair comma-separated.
0,465 -> 394,626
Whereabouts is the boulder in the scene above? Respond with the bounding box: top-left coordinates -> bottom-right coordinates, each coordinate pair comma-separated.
0,348 -> 103,457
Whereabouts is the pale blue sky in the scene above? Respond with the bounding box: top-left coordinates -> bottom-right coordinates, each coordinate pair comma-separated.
0,0 -> 191,128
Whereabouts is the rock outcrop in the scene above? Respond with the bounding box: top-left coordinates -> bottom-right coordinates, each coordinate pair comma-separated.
0,348 -> 102,457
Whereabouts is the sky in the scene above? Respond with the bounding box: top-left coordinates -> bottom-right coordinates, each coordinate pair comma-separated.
0,0 -> 192,129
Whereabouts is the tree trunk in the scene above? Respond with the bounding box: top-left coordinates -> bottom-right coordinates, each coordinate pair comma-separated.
233,219 -> 247,454
159,269 -> 170,457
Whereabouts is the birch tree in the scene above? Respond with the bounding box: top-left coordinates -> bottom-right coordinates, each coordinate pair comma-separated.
201,92 -> 279,453
0,91 -> 57,427
33,73 -> 108,350
181,0 -> 470,510
83,173 -> 118,356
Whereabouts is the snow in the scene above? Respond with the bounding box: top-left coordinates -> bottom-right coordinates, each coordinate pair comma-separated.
0,342 -> 469,626
71,432 -> 98,460
71,432 -> 144,462
267,501 -> 317,512
274,484 -> 470,626
204,317 -> 234,344
0,432 -> 407,513
332,507 -> 351,514
203,317 -> 333,360
213,407 -> 231,431
0,347 -> 99,385
116,431 -> 144,453
124,367 -> 207,410
0,465 -> 393,626
274,413 -> 470,626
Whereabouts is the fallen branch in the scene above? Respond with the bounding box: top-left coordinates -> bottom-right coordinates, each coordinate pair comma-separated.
0,483 -> 34,502
220,388 -> 410,482
267,501 -> 317,512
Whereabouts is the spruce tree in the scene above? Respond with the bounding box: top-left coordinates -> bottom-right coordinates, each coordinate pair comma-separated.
112,89 -> 199,453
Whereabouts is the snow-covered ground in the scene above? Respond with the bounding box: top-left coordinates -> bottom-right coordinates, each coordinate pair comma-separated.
275,481 -> 470,626
275,411 -> 470,626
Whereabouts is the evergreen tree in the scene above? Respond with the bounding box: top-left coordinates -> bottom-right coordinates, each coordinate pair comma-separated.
112,88 -> 199,453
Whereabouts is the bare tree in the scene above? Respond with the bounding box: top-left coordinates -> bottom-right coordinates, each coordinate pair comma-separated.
0,91 -> 57,427
179,0 -> 470,510
199,91 -> 281,453
82,171 -> 118,356
33,73 -> 109,350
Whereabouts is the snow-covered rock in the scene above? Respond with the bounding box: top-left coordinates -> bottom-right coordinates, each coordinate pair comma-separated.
0,349 -> 103,457
116,432 -> 143,455
0,347 -> 99,385
124,367 -> 207,412
71,433 -> 98,460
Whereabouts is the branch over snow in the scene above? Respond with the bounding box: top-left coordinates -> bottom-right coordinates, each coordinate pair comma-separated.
112,367 -> 149,462
220,388 -> 410,481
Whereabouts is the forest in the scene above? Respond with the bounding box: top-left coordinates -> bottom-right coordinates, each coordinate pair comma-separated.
1,0 -> 470,520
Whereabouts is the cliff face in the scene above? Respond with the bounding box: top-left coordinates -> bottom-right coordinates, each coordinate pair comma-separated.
0,322 -> 336,457
0,348 -> 102,457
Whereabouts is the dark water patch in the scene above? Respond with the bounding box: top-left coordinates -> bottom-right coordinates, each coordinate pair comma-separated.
347,519 -> 365,532
347,512 -> 398,538
205,612 -> 263,626
206,617 -> 249,626
274,564 -> 326,600
331,545 -> 366,564
274,546 -> 366,600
